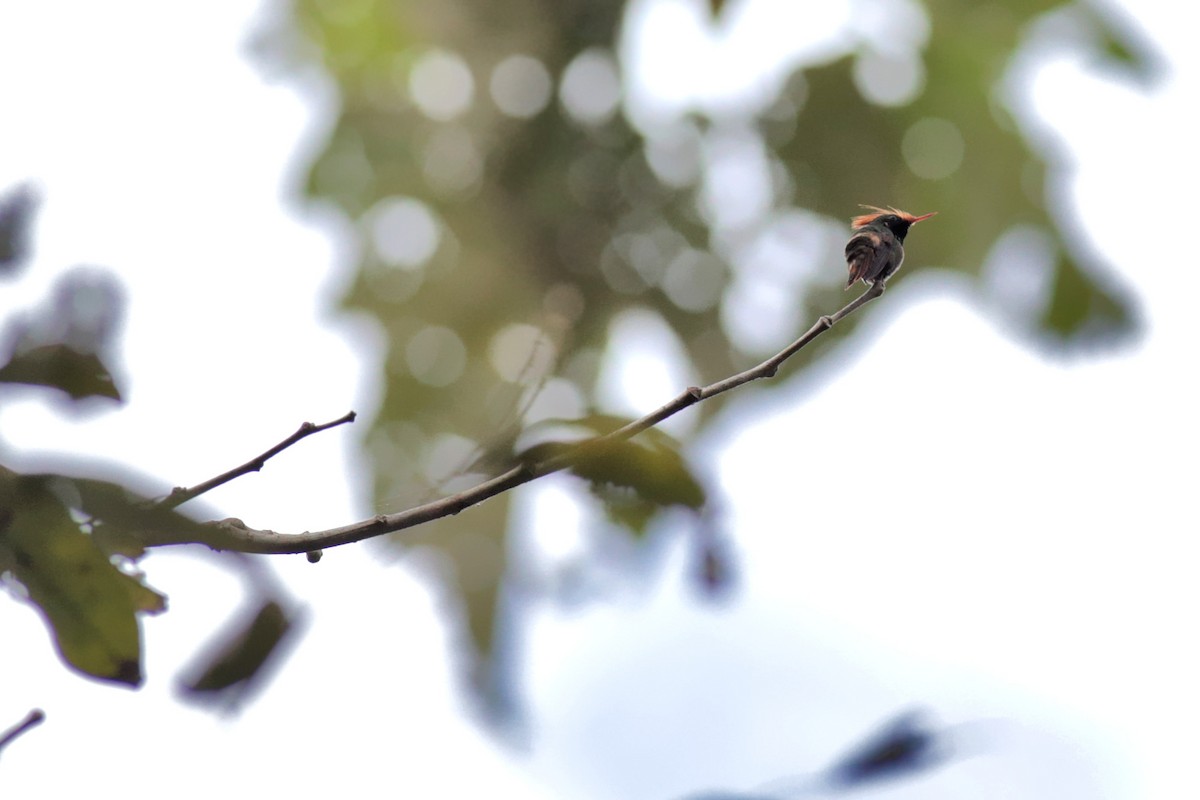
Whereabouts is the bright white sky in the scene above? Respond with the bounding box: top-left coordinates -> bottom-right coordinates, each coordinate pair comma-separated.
2,1 -> 1198,799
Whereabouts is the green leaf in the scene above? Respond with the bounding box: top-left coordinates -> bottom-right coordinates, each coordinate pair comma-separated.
67,475 -> 213,554
1041,250 -> 1132,341
518,415 -> 707,536
0,472 -> 163,686
570,438 -> 706,510
0,343 -> 121,401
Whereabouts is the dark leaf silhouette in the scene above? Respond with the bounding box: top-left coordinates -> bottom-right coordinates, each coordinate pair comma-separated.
180,600 -> 296,706
0,183 -> 37,276
1,267 -> 125,401
0,343 -> 121,401
825,709 -> 949,788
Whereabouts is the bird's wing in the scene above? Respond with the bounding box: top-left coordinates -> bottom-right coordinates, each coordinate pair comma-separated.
844,228 -> 886,287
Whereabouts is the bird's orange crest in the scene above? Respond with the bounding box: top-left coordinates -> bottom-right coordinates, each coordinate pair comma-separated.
851,205 -> 938,229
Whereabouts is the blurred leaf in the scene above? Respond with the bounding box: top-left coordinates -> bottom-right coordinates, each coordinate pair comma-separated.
0,343 -> 121,401
577,438 -> 704,511
11,471 -> 213,559
825,709 -> 947,788
1,268 -> 126,401
180,600 -> 294,696
0,183 -> 37,276
679,711 -> 949,799
519,415 -> 706,536
1041,249 -> 1129,341
1077,3 -> 1163,85
0,470 -> 165,686
67,475 -> 212,552
402,497 -> 514,722
693,533 -> 735,600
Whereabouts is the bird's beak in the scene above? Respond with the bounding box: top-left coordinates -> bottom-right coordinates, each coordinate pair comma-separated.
908,211 -> 937,224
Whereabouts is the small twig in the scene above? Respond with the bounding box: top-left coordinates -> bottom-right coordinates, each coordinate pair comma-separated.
150,284 -> 884,554
0,709 -> 45,756
160,411 -> 357,510
577,280 -> 887,444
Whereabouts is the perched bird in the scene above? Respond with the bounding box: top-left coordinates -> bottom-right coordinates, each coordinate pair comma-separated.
845,205 -> 937,289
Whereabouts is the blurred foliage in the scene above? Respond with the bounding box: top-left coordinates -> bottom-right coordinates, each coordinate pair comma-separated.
0,458 -> 299,694
0,193 -> 297,700
0,184 -> 37,277
823,708 -> 947,789
518,414 -> 707,534
0,469 -> 178,686
0,267 -> 125,402
179,599 -> 299,711
680,708 -> 949,798
259,0 -> 1150,722
0,343 -> 120,401
0,198 -> 157,685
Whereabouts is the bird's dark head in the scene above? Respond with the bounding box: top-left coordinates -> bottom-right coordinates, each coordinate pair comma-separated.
852,205 -> 937,242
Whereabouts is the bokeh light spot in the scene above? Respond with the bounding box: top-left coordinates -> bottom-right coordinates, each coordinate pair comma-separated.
721,276 -> 797,356
699,126 -> 773,232
406,326 -> 467,386
424,433 -> 478,484
645,122 -> 703,188
409,49 -> 474,120
523,377 -> 585,425
662,248 -> 726,313
902,117 -> 965,180
559,48 -> 621,125
597,309 -> 695,434
369,196 -> 440,269
490,54 -> 553,118
853,50 -> 925,107
599,240 -> 650,295
981,225 -> 1056,322
489,323 -> 554,383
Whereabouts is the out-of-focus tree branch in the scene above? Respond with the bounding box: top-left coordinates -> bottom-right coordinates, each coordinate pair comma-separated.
0,709 -> 45,757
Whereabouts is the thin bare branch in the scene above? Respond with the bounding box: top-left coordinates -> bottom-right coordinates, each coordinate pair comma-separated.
0,709 -> 45,756
151,284 -> 885,554
160,411 -> 357,510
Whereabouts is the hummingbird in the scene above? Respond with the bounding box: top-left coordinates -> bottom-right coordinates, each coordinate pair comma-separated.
845,205 -> 937,289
